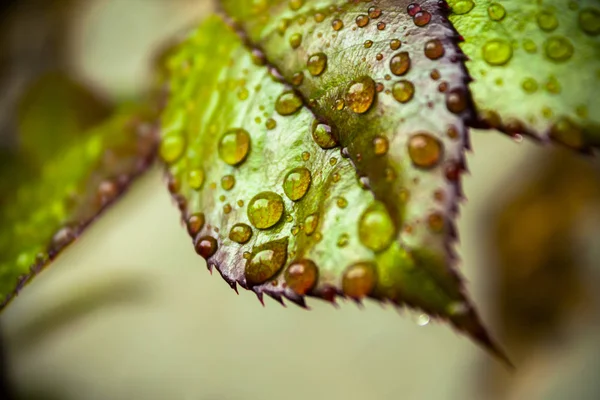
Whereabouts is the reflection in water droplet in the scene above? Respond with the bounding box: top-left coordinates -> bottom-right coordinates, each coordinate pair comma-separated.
247,191 -> 285,229
187,213 -> 205,236
285,259 -> 318,295
275,90 -> 303,116
413,11 -> 431,27
218,129 -> 251,166
453,0 -> 474,15
246,238 -> 288,286
283,167 -> 312,201
390,52 -> 411,76
195,236 -> 218,259
482,39 -> 512,66
358,202 -> 395,252
342,262 -> 377,299
229,223 -> 253,244
408,133 -> 443,169
345,76 -> 376,114
307,53 -> 328,76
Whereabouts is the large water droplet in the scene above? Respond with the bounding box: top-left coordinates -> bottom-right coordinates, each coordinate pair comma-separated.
186,212 -> 205,236
285,259 -> 318,295
195,236 -> 218,259
245,237 -> 288,286
342,262 -> 377,299
332,19 -> 344,31
275,90 -> 303,115
453,0 -> 474,15
307,53 -> 327,76
218,129 -> 251,166
390,52 -> 411,76
482,39 -> 512,66
356,15 -> 369,27
358,202 -> 395,252
408,133 -> 443,169
247,191 -> 285,229
345,76 -> 376,114
283,167 -> 312,201
229,223 -> 253,244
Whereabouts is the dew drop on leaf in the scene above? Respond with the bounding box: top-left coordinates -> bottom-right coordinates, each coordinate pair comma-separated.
446,88 -> 468,114
453,0 -> 475,15
245,237 -> 288,286
289,33 -> 302,49
288,0 -> 303,11
284,259 -> 318,295
186,213 -> 205,236
283,167 -> 312,201
413,11 -> 431,27
229,223 -> 253,244
407,3 -> 421,17
424,39 -> 445,60
544,36 -> 574,62
579,7 -> 600,36
218,128 -> 251,166
188,169 -> 205,190
482,39 -> 513,66
390,39 -> 401,50
373,136 -> 389,156
356,15 -> 369,28
390,52 -> 411,76
537,10 -> 559,32
311,122 -> 338,149
195,236 -> 218,259
487,2 -> 506,21
407,133 -> 443,169
247,191 -> 285,229
221,174 -> 236,190
307,52 -> 328,76
345,76 -> 376,114
368,6 -> 382,19
275,90 -> 303,115
342,262 -> 377,299
358,202 -> 395,252
392,79 -> 415,103
427,212 -> 445,233
159,134 -> 186,164
332,18 -> 344,31
291,71 -> 304,86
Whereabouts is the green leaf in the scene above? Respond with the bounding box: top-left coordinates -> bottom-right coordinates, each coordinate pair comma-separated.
447,0 -> 600,149
0,78 -> 157,309
160,13 -> 509,363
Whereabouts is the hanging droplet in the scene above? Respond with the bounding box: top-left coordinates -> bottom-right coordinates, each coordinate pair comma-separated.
544,36 -> 574,62
159,134 -> 186,164
373,136 -> 389,156
392,80 -> 415,103
188,168 -> 205,190
579,8 -> 600,36
186,212 -> 205,236
358,202 -> 395,252
487,2 -> 506,21
312,122 -> 338,149
275,90 -> 303,115
389,52 -> 411,76
218,129 -> 251,166
285,259 -> 318,295
342,262 -> 377,299
549,117 -> 584,149
283,167 -> 312,201
245,238 -> 288,286
221,175 -> 236,191
247,191 -> 285,229
424,39 -> 444,60
345,76 -> 376,114
195,236 -> 218,259
407,133 -> 443,169
482,39 -> 513,66
229,223 -> 253,244
307,53 -> 328,76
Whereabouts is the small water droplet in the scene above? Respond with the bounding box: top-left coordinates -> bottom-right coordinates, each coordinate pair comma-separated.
289,33 -> 302,49
291,71 -> 304,86
332,18 -> 344,31
218,129 -> 251,166
424,39 -> 444,60
446,88 -> 468,114
229,223 -> 253,244
342,262 -> 377,299
186,213 -> 205,236
337,233 -> 350,247
364,40 -> 373,48
283,167 -> 312,201
482,39 -> 513,65
416,313 -> 430,326
373,136 -> 389,155
195,236 -> 218,259
345,76 -> 376,114
537,10 -> 558,31
265,118 -> 277,130
304,214 -> 319,236
544,36 -> 574,62
390,39 -> 401,50
523,39 -> 537,53
392,80 -> 415,103
377,22 -> 386,30
368,6 -> 382,19
314,12 -> 325,23
187,169 -> 205,190
312,122 -> 338,149
275,90 -> 303,115
453,0 -> 474,15
413,11 -> 431,26
288,0 -> 304,11
407,3 -> 421,17
246,237 -> 288,286
285,259 -> 318,295
579,8 -> 600,35
408,133 -> 443,169
160,134 -> 186,164
487,2 -> 506,21
521,77 -> 538,93
358,202 -> 395,252
356,14 -> 369,27
301,151 -> 311,161
247,191 -> 285,229
390,52 -> 411,76
307,53 -> 328,76
336,197 -> 348,208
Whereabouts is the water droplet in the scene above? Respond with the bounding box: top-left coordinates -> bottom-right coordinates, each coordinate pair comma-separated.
368,6 -> 382,19
373,136 -> 389,156
307,53 -> 327,76
390,52 -> 411,76
337,233 -> 350,247
523,39 -> 537,53
579,8 -> 600,35
392,80 -> 415,103
291,71 -> 304,86
223,204 -> 232,214
195,236 -> 218,259
544,36 -> 574,62
275,90 -> 303,115
453,0 -> 474,15
413,11 -> 431,26
537,10 -> 558,31
342,262 -> 377,299
245,238 -> 288,286
247,191 -> 285,229
218,129 -> 251,166
251,48 -> 266,66
229,223 -> 253,244
345,76 -> 376,114
364,40 -> 373,48
358,202 -> 395,252
377,22 -> 386,30
221,175 -> 235,191
186,213 -> 205,236
390,39 -> 401,50
289,33 -> 302,49
427,212 -> 445,233
482,39 -> 512,66
332,18 -> 344,31
289,0 -> 304,11
408,133 -> 443,169
446,88 -> 468,114
416,313 -> 430,326
265,118 -> 277,130
336,197 -> 348,208
186,169 -> 204,190
430,69 -> 441,80
50,226 -> 76,254
159,134 -> 186,164
521,77 -> 538,93
314,12 -> 325,23
335,99 -> 345,110
487,2 -> 506,21
285,259 -> 318,295
424,39 -> 444,60
312,122 -> 338,149
304,214 -> 319,236
301,151 -> 311,161
283,167 -> 312,201
356,15 -> 369,27
407,3 -> 421,17
550,117 -> 583,149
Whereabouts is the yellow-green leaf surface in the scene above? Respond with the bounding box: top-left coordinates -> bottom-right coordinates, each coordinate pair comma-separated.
0,79 -> 158,309
447,0 -> 600,149
160,15 -> 509,362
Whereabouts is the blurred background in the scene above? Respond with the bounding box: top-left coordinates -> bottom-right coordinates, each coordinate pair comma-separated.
1,1 -> 600,399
